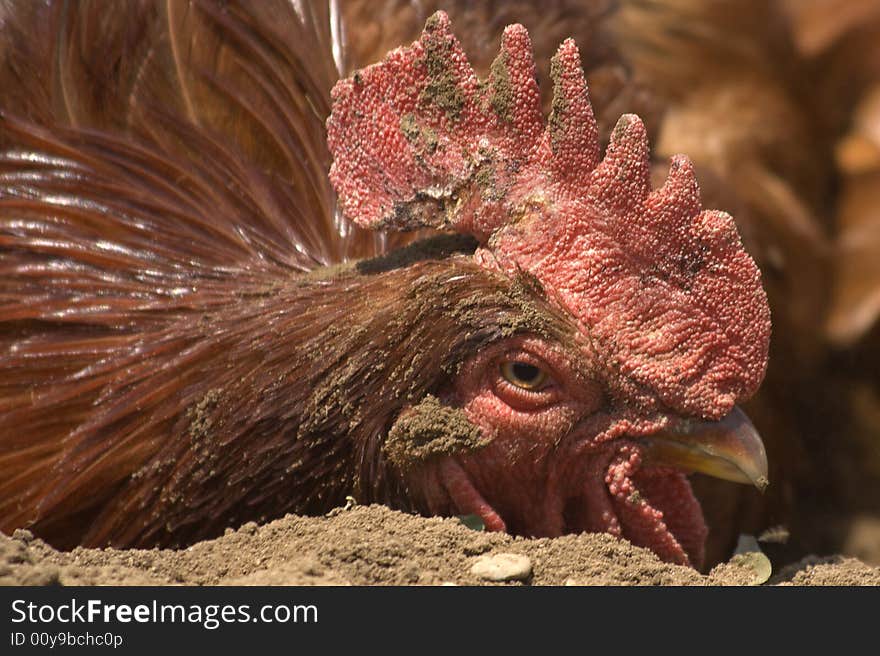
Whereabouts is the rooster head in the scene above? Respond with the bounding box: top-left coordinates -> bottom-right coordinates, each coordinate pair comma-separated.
327,11 -> 771,568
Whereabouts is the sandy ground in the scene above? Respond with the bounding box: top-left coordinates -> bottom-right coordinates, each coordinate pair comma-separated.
2,505 -> 878,586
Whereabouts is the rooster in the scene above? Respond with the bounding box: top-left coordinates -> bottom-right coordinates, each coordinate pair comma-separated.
0,1 -> 774,569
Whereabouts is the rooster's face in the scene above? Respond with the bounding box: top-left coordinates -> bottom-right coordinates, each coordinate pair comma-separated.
329,12 -> 771,568
385,313 -> 766,568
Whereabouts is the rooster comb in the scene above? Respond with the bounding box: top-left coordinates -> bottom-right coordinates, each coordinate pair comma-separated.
327,11 -> 771,418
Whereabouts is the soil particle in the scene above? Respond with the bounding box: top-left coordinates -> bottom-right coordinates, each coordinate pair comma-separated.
2,506 -> 878,586
420,15 -> 465,121
489,50 -> 514,123
771,556 -> 880,586
384,395 -> 490,467
707,535 -> 773,585
400,112 -> 421,142
400,113 -> 439,155
708,552 -> 773,586
471,553 -> 533,582
548,50 -> 569,152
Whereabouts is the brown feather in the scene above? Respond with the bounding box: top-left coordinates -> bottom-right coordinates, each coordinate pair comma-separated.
4,227 -> 576,548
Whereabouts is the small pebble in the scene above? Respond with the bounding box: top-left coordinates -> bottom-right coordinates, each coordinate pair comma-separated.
470,553 -> 532,582
12,529 -> 34,543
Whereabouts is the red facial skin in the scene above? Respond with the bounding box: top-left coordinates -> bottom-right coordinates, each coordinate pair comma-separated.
407,336 -> 708,568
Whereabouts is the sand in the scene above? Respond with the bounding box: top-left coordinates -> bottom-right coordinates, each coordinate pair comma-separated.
2,505 -> 878,586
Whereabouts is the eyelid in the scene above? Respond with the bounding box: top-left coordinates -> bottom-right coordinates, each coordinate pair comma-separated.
499,350 -> 546,369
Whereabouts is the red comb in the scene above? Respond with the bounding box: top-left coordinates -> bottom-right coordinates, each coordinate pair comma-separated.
327,12 -> 771,418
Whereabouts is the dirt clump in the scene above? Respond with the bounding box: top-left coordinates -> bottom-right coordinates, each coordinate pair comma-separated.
1,506 -> 877,586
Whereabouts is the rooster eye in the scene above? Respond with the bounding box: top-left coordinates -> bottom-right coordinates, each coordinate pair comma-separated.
500,361 -> 549,390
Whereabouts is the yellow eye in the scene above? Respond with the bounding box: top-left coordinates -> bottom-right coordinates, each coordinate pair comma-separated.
500,361 -> 548,390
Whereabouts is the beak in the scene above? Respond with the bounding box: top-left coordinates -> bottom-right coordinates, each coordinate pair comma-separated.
640,406 -> 769,491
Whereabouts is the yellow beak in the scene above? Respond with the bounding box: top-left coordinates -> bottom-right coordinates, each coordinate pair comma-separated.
640,406 -> 769,491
